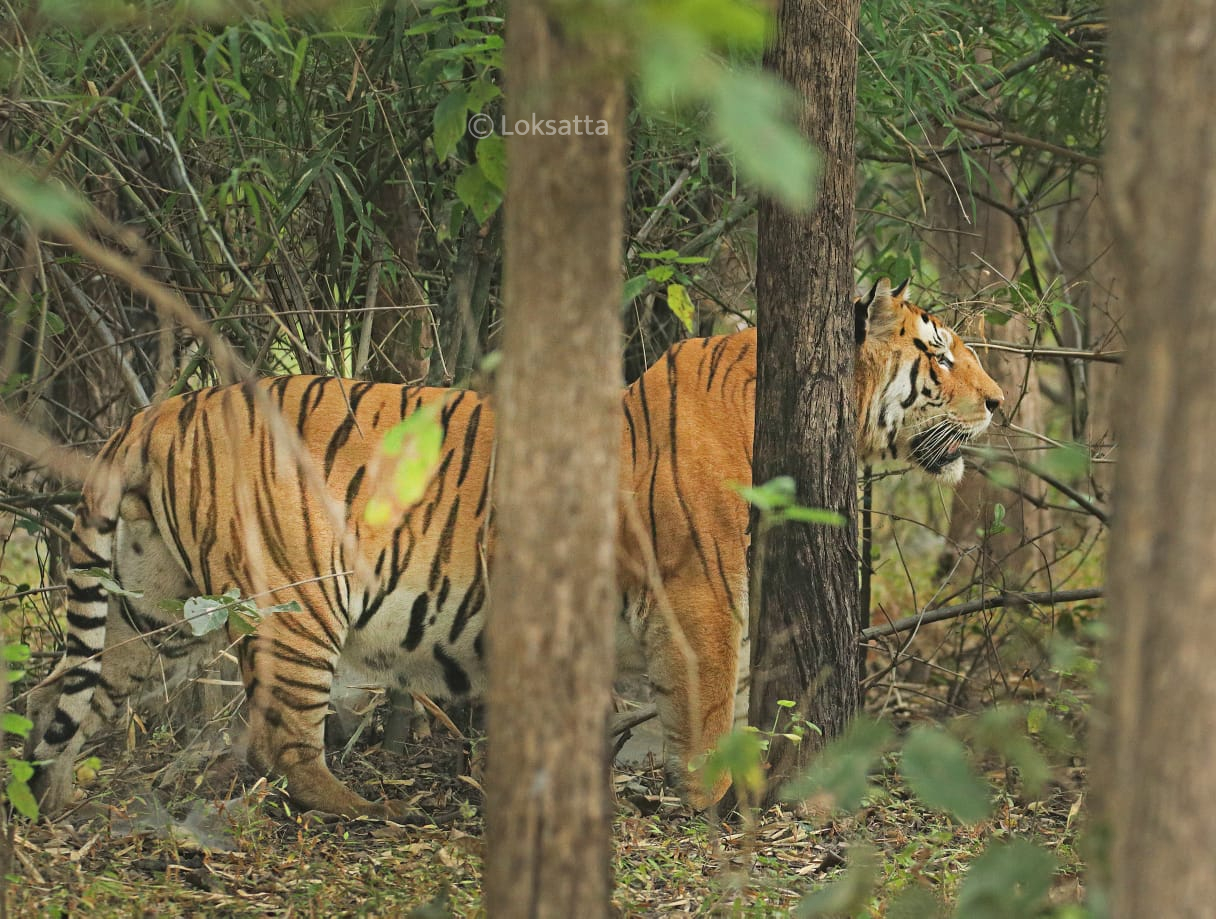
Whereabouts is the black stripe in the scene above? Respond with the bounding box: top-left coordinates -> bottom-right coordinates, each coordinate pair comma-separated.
440,390 -> 468,431
44,709 -> 79,745
67,583 -> 106,604
61,668 -> 102,694
900,361 -> 920,408
623,402 -> 638,466
269,687 -> 331,713
275,674 -> 333,694
718,342 -> 753,388
448,565 -> 484,643
270,639 -> 336,673
705,335 -> 733,390
344,466 -> 366,507
428,495 -> 460,593
433,644 -> 471,695
666,357 -> 713,583
422,450 -> 455,533
402,593 -> 429,651
457,402 -> 483,487
66,610 -> 104,630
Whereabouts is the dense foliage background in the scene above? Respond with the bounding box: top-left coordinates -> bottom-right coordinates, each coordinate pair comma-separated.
0,0 -> 1111,913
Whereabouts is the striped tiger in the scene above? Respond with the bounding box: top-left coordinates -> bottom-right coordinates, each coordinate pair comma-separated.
26,277 -> 1002,817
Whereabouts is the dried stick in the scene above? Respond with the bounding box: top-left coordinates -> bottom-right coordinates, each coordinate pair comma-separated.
859,588 -> 1104,642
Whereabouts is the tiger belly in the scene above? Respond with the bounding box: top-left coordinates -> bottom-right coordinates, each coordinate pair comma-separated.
338,586 -> 488,704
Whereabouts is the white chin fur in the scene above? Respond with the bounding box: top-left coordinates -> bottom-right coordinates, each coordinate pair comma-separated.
932,457 -> 966,485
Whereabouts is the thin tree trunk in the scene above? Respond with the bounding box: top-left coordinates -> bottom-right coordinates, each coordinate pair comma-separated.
483,2 -> 625,916
1099,2 -> 1216,915
749,0 -> 862,805
1055,173 -> 1122,500
926,108 -> 1052,593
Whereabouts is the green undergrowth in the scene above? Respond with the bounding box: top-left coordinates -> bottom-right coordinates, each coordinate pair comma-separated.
5,721 -> 1090,918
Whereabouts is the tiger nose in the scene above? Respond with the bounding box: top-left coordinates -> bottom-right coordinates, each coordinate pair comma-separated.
985,396 -> 1002,414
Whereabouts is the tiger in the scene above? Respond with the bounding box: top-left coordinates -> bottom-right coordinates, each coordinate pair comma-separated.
26,277 -> 1002,818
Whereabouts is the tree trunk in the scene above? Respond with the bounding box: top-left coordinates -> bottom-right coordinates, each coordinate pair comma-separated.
749,0 -> 862,805
1055,173 -> 1122,500
483,3 -> 625,917
1099,2 -> 1216,915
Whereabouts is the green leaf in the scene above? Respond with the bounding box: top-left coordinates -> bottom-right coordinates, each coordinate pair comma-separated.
640,0 -> 770,49
0,171 -> 88,232
367,402 -> 446,527
712,70 -> 820,211
735,475 -> 797,512
783,717 -> 892,811
702,727 -> 765,797
636,26 -> 713,110
44,311 -> 66,335
969,706 -> 1052,797
887,888 -> 946,919
781,505 -> 847,526
183,594 -> 232,637
2,643 -> 30,663
901,727 -> 991,823
666,283 -> 696,333
7,758 -> 34,783
622,274 -> 648,303
455,163 -> 502,224
955,839 -> 1056,919
646,265 -> 674,283
1041,442 -> 1091,481
476,134 -> 506,191
1,713 -> 33,738
795,843 -> 879,917
466,77 -> 501,112
433,87 -> 470,161
6,777 -> 38,820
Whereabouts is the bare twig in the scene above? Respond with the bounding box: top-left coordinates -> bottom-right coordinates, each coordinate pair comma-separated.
979,451 -> 1111,523
0,411 -> 96,483
52,262 -> 150,406
610,703 -> 659,737
859,588 -> 1104,642
627,152 -> 702,262
967,339 -> 1124,364
949,115 -> 1101,168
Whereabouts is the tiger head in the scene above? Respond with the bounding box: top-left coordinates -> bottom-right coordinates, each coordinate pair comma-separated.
855,278 -> 1003,485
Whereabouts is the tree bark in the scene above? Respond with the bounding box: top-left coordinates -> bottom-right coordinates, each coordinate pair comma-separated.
1099,2 -> 1216,915
483,3 -> 625,917
749,0 -> 862,805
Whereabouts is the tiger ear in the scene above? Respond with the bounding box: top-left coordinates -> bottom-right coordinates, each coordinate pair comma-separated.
856,277 -> 904,344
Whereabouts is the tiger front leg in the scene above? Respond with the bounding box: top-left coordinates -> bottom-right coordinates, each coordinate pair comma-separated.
637,577 -> 742,810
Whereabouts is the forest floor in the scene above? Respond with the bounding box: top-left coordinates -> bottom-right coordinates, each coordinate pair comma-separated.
4,690 -> 1090,918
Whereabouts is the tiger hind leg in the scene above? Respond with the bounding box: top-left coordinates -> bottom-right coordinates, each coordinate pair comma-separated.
27,506 -> 215,815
